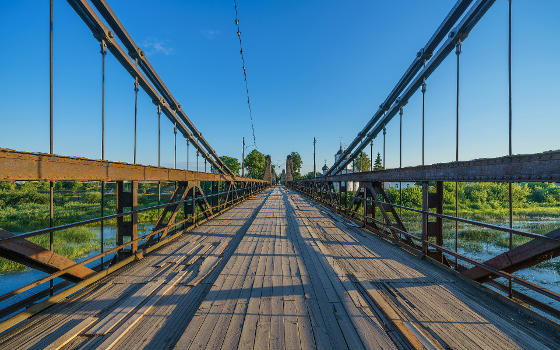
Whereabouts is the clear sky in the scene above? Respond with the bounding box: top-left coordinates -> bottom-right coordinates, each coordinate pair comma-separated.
0,0 -> 559,175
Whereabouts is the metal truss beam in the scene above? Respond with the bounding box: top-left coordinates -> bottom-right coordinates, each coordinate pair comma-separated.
0,148 -> 266,183
302,150 -> 560,183
0,228 -> 95,282
88,0 -> 233,176
65,0 -> 232,177
328,0 -> 494,175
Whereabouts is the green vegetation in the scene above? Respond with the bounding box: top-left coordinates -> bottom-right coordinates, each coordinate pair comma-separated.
289,152 -> 302,178
244,149 -> 265,179
301,171 -> 315,179
0,181 -> 170,233
220,156 -> 241,176
384,182 -> 560,221
0,181 -> 183,273
373,152 -> 383,170
352,151 -> 371,172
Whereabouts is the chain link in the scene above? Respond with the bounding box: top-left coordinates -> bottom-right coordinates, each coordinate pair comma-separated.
234,0 -> 257,149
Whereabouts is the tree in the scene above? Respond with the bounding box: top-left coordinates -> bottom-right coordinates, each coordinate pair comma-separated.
220,156 -> 241,175
302,171 -> 315,179
352,152 -> 371,172
289,152 -> 302,177
373,152 -> 383,171
244,149 -> 265,179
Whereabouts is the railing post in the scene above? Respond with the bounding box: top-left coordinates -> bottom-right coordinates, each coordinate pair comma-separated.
116,181 -> 138,257
192,183 -> 197,226
130,181 -> 138,254
184,181 -> 192,226
338,181 -> 342,211
212,181 -> 218,209
422,181 -> 429,256
362,185 -> 367,227
342,181 -> 347,214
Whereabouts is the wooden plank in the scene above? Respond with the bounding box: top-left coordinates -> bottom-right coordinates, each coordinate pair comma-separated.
153,241 -> 202,267
284,193 -> 349,350
205,238 -> 259,350
360,281 -> 440,350
221,237 -> 265,350
3,188 -> 560,350
291,192 -> 403,350
97,265 -> 202,350
269,221 -> 285,350
84,279 -> 164,336
237,223 -> 270,350
39,316 -> 98,350
187,240 -> 252,350
173,256 -> 231,347
173,195 -> 266,350
253,220 -> 274,350
294,218 -> 366,350
282,237 -> 302,350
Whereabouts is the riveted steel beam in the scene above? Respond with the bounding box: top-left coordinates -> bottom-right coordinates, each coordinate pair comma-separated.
0,148 -> 266,183
66,0 -> 232,177
301,150 -> 560,183
88,0 -> 233,176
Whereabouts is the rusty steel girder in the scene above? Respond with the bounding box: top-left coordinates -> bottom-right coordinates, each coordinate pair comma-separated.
301,150 -> 560,184
65,0 -> 232,177
0,148 -> 266,183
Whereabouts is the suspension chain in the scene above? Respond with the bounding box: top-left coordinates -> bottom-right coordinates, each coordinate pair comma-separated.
233,0 -> 257,148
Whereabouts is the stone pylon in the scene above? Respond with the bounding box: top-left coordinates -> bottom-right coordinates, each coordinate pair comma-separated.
286,155 -> 294,183
264,155 -> 272,183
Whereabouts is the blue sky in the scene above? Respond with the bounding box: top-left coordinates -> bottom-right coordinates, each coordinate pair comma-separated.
0,0 -> 559,175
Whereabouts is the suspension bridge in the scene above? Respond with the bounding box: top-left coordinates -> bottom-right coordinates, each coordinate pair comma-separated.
0,0 -> 559,349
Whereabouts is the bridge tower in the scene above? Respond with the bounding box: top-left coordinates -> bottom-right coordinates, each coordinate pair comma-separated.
263,155 -> 272,183
286,155 -> 294,183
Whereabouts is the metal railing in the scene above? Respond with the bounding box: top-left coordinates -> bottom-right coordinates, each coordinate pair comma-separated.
289,150 -> 560,320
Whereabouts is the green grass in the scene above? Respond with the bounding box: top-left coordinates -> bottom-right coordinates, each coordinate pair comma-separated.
394,205 -> 560,223
0,201 -> 163,233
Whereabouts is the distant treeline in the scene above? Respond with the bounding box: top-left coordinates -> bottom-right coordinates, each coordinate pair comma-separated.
384,182 -> 560,210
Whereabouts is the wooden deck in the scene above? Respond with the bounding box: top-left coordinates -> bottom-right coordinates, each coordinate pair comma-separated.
0,187 -> 558,350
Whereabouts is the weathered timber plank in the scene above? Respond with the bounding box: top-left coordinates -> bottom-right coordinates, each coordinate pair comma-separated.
84,279 -> 164,336
220,237 -> 265,350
